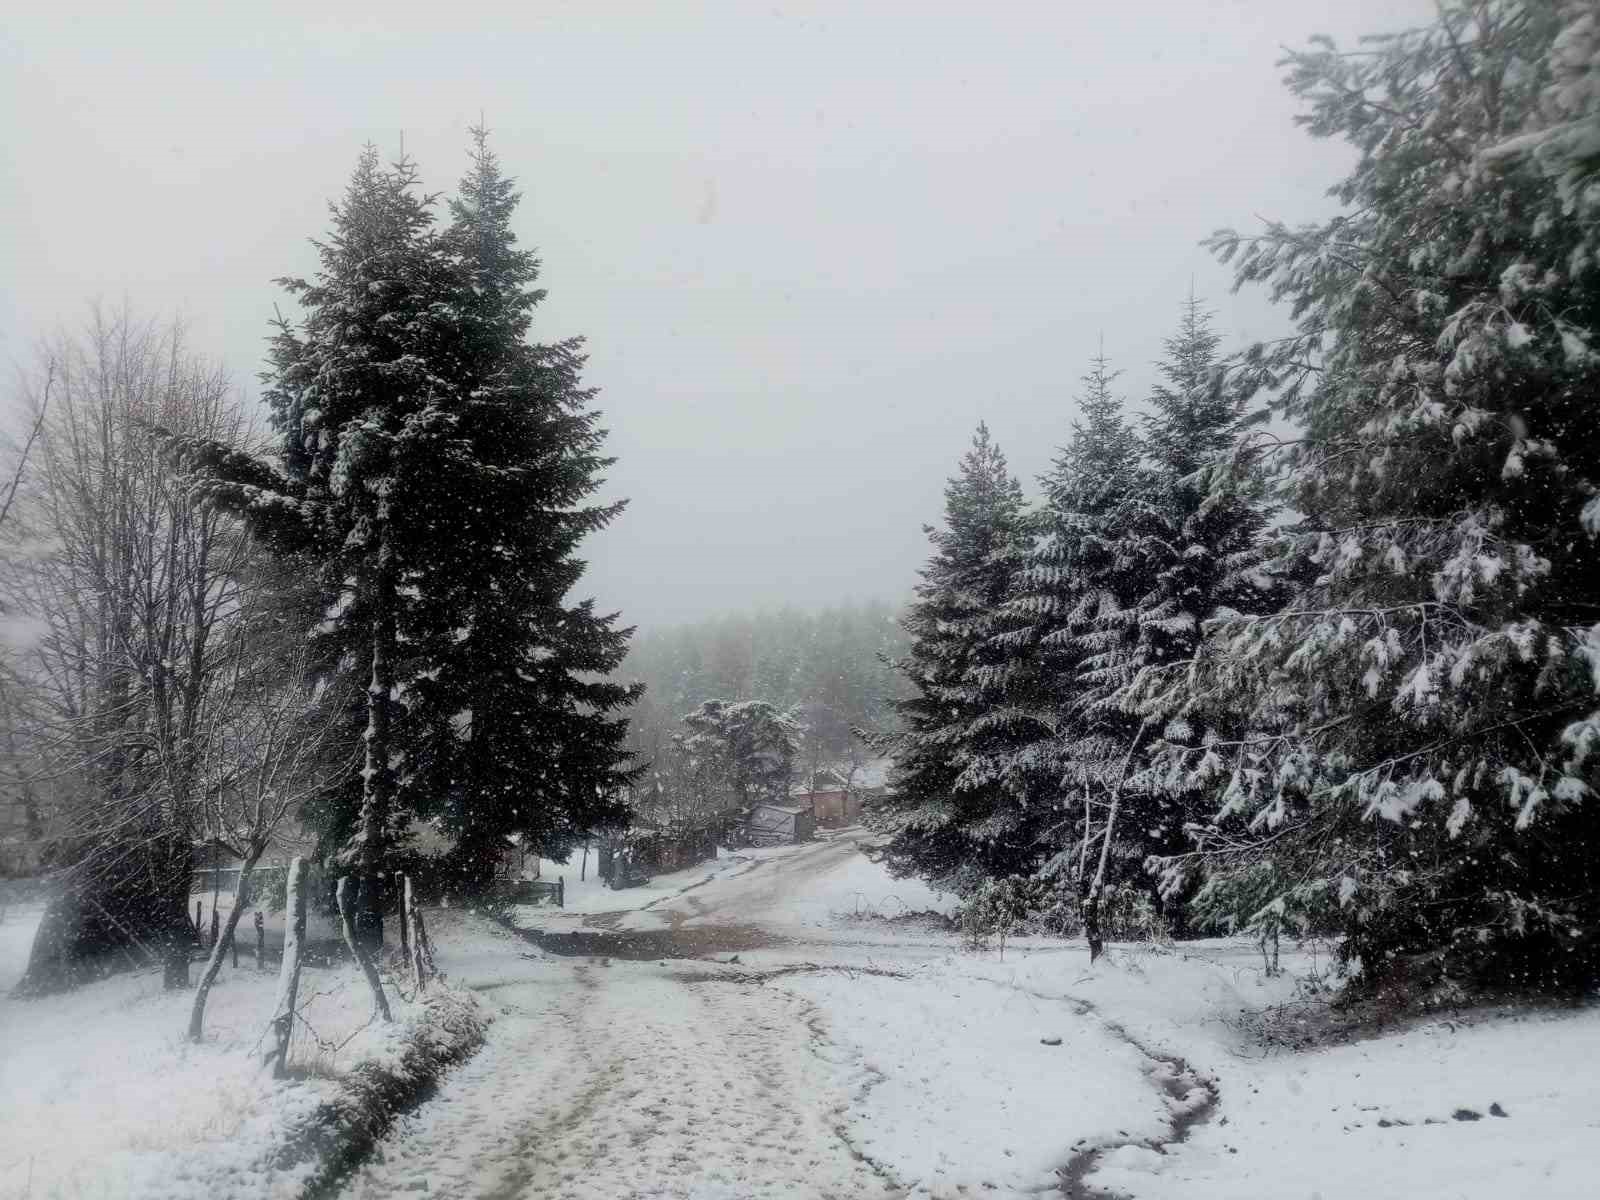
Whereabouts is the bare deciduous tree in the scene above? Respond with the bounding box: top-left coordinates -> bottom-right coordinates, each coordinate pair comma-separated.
188,646 -> 356,1041
2,308 -> 260,993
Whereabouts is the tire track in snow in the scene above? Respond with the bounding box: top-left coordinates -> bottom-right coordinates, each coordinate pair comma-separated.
339,959 -> 896,1199
339,969 -> 593,1200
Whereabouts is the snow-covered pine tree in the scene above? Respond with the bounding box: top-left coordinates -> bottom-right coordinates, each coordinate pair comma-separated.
1067,300 -> 1276,941
1190,0 -> 1600,995
988,352 -> 1142,902
163,145 -> 534,946
876,424 -> 1034,890
675,699 -> 799,816
240,146 -> 471,948
405,127 -> 640,890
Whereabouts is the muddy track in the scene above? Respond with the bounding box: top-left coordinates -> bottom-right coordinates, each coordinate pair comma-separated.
1052,997 -> 1220,1200
513,919 -> 789,961
669,962 -> 913,986
674,964 -> 917,1195
801,998 -> 912,1196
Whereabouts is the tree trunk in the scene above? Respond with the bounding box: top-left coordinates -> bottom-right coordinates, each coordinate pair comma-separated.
1078,783 -> 1091,882
411,895 -> 437,978
265,857 -> 306,1078
337,877 -> 392,1022
1084,720 -> 1151,965
355,534 -> 397,955
189,847 -> 263,1042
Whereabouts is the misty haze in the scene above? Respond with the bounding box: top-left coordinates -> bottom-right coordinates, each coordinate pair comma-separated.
2,2 -> 1598,1198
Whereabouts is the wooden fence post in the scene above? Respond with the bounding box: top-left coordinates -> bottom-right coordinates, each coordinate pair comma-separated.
337,877 -> 393,1022
404,875 -> 429,991
558,876 -> 564,908
412,899 -> 437,978
254,912 -> 265,971
398,874 -> 411,967
265,857 -> 306,1078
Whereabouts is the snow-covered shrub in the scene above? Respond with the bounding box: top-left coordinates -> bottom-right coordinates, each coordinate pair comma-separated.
957,876 -> 1036,954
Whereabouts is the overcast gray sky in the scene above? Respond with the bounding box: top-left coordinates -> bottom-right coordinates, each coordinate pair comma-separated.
2,0 -> 1434,631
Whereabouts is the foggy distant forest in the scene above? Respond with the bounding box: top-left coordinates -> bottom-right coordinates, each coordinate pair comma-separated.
623,603 -> 909,765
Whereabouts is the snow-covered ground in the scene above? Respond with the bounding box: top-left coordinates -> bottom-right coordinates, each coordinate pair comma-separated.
347,829 -> 1600,1199
0,901 -> 491,1200
518,830 -> 955,935
6,835 -> 1596,1198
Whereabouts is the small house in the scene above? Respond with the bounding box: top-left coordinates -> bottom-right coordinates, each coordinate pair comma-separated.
747,802 -> 816,846
598,819 -> 718,887
792,766 -> 864,828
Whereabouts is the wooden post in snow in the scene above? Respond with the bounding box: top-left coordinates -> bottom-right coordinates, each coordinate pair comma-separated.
265,856 -> 306,1078
412,895 -> 437,979
398,874 -> 411,967
337,877 -> 393,1022
403,875 -> 429,991
254,912 -> 265,971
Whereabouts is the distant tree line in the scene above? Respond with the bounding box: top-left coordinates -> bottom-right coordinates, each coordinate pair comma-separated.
877,0 -> 1600,999
621,604 -> 908,827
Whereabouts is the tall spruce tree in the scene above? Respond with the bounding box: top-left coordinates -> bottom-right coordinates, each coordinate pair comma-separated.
164,138 -> 639,937
992,352 -> 1144,898
877,424 -> 1033,891
258,146 -> 468,947
1076,299 -> 1275,935
410,127 -> 640,889
1191,0 -> 1600,993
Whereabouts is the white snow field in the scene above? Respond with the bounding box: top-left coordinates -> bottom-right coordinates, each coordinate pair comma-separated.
0,900 -> 480,1200
5,834 -> 1598,1199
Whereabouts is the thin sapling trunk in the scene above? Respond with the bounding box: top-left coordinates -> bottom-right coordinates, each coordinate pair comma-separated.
188,844 -> 263,1042
1084,719 -> 1151,964
337,876 -> 392,1021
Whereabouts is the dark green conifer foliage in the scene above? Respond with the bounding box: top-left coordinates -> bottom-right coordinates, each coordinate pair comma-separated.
161,139 -> 638,928
876,424 -> 1033,890
410,127 -> 640,890
993,351 -> 1143,893
1080,300 -> 1276,924
259,145 -> 468,947
1189,0 -> 1600,993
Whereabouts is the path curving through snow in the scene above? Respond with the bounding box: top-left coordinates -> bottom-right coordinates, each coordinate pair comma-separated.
337,834 -> 1185,1200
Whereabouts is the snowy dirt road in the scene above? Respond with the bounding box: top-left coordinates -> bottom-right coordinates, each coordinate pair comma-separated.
342,959 -> 893,1200
340,836 -> 906,1198
339,833 -> 1157,1199
333,833 -> 1600,1200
